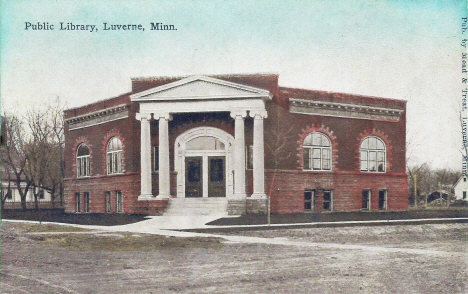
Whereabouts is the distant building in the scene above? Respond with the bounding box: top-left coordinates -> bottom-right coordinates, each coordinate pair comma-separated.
1,180 -> 53,209
454,175 -> 467,201
63,74 -> 408,215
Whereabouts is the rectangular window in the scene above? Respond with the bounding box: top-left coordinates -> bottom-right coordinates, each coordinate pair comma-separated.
463,191 -> 467,199
153,146 -> 159,172
77,157 -> 90,177
322,149 -> 331,170
75,192 -> 81,212
377,151 -> 385,172
112,153 -> 117,173
304,190 -> 315,211
105,191 -> 112,213
323,190 -> 333,211
303,148 -> 311,170
246,145 -> 254,170
360,151 -> 368,171
116,191 -> 123,213
106,153 -> 111,174
362,190 -> 371,210
368,152 -> 376,171
39,190 -> 45,199
84,192 -> 90,212
378,190 -> 387,210
312,148 -> 321,170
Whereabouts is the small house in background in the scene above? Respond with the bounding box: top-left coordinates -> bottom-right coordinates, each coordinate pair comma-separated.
1,166 -> 54,210
454,175 -> 467,201
1,180 -> 53,209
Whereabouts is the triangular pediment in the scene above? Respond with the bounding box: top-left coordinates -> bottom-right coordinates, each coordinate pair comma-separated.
130,76 -> 272,101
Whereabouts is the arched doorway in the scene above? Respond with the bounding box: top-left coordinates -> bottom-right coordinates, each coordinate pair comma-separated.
175,127 -> 234,198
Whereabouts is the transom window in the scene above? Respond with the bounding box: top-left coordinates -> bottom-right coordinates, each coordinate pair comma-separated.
76,144 -> 90,177
107,137 -> 123,174
360,136 -> 386,172
303,133 -> 331,171
186,136 -> 225,151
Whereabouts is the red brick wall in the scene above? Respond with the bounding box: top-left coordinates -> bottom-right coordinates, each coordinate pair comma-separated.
63,75 -> 408,215
64,174 -> 169,214
64,103 -> 140,179
263,100 -> 407,174
64,173 -> 139,213
265,170 -> 408,214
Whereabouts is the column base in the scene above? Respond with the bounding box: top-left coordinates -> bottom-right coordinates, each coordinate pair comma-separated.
138,194 -> 155,201
246,198 -> 268,214
156,194 -> 171,199
231,193 -> 247,199
228,198 -> 247,215
250,193 -> 267,199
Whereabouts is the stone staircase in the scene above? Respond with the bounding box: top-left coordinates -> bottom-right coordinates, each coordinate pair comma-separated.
163,197 -> 229,216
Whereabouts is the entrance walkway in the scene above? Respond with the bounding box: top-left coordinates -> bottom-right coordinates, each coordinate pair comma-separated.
3,218 -> 467,258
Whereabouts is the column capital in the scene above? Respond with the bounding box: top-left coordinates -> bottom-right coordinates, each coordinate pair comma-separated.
230,110 -> 247,119
249,110 -> 268,119
153,113 -> 173,121
136,113 -> 152,121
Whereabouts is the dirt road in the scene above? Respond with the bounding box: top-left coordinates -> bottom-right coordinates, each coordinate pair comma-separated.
1,222 -> 467,293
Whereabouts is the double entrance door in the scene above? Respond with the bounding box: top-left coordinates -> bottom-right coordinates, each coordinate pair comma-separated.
185,155 -> 226,197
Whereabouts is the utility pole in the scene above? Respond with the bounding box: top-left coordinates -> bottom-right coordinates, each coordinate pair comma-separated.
414,173 -> 418,208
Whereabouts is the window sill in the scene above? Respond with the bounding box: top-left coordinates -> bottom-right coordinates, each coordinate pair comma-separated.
107,172 -> 125,176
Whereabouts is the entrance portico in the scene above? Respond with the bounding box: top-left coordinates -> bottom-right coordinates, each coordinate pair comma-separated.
130,76 -> 272,204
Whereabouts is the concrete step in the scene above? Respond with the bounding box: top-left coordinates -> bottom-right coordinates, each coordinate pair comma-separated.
164,198 -> 229,216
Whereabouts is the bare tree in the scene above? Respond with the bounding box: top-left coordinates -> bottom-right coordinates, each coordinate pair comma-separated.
1,114 -> 33,210
1,98 -> 65,211
24,98 -> 66,210
1,165 -> 13,208
265,105 -> 295,224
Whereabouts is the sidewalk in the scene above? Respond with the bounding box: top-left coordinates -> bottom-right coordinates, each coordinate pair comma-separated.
4,215 -> 468,236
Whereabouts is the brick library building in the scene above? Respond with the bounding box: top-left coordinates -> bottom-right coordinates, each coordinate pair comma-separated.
63,74 -> 408,215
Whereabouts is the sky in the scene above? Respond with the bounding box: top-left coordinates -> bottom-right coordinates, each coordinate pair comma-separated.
1,0 -> 466,171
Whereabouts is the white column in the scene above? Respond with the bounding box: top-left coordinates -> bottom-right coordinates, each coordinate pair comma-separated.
250,110 -> 268,198
230,111 -> 247,198
136,113 -> 153,200
155,113 -> 172,199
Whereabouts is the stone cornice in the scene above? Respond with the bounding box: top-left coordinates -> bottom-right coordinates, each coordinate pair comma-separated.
290,98 -> 404,122
65,104 -> 130,130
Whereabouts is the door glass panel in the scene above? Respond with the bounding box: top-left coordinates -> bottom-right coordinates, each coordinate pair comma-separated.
187,160 -> 201,182
185,157 -> 202,197
208,157 -> 225,197
210,158 -> 224,182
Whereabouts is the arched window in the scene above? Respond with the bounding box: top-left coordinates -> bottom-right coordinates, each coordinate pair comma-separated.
76,144 -> 90,177
360,136 -> 386,172
303,133 -> 331,171
107,137 -> 123,174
